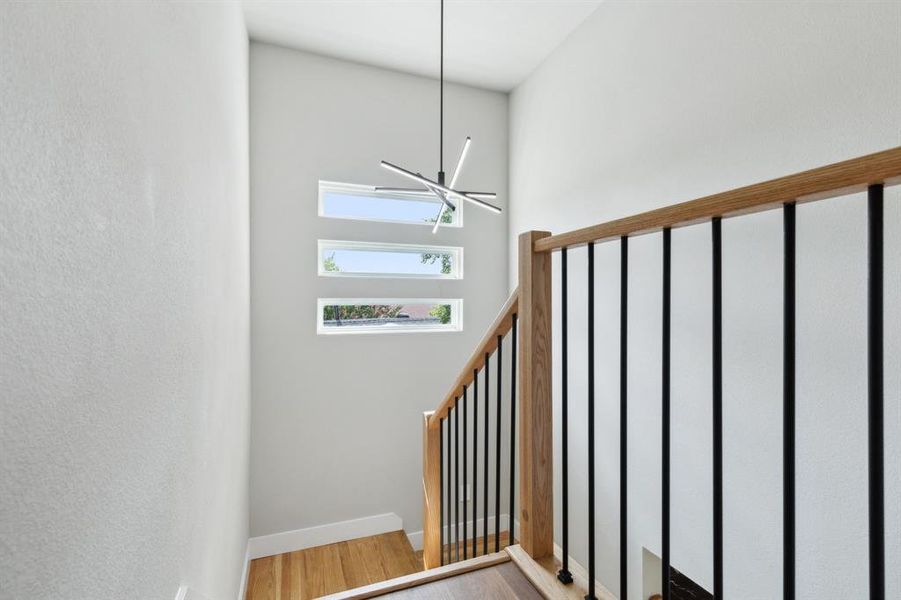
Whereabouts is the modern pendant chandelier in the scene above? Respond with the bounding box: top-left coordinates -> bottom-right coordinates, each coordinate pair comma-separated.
378,0 -> 500,233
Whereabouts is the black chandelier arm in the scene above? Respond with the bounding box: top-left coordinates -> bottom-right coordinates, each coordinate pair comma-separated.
379,0 -> 501,232
374,186 -> 496,200
380,161 -> 501,214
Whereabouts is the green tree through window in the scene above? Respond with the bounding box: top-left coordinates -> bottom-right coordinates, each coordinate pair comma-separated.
323,252 -> 340,272
419,252 -> 452,274
428,304 -> 452,324
425,209 -> 454,225
323,304 -> 403,322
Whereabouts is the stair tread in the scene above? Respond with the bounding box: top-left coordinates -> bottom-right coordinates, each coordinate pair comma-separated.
505,544 -> 618,600
318,550 -> 517,599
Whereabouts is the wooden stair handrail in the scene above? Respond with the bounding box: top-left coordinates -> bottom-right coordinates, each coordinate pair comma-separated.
535,146 -> 901,253
421,287 -> 523,570
423,148 -> 901,576
427,287 -> 519,430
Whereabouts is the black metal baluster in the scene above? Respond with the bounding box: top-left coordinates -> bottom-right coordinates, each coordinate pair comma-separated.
440,416 -> 445,566
558,247 -> 573,584
449,402 -> 453,563
510,314 -> 518,544
784,203 -> 796,600
662,227 -> 672,600
495,334 -> 503,551
868,184 -> 884,600
588,242 -> 597,600
455,397 -> 460,562
463,384 -> 468,560
449,404 -> 454,563
484,352 -> 490,556
712,218 -> 724,600
446,413 -> 452,565
445,407 -> 454,564
620,236 -> 629,600
473,369 -> 479,557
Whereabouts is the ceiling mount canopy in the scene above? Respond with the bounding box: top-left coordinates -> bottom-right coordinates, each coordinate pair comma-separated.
377,0 -> 500,233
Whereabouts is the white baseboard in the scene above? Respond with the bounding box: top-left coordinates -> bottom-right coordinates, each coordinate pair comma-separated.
406,514 -> 511,551
236,543 -> 250,600
553,540 -> 617,599
248,512 -> 404,559
176,550 -> 243,600
553,541 -> 585,573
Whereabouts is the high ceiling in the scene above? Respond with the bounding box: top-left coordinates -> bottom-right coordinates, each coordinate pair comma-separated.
242,1 -> 602,92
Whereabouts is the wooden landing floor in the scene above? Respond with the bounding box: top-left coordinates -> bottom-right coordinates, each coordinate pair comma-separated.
245,531 -> 422,600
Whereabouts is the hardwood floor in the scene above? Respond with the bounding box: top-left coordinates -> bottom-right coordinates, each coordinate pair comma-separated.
245,530 -> 516,600
245,531 -> 422,600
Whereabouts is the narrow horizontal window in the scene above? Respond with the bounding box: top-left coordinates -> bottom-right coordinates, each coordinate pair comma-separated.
319,181 -> 461,227
317,299 -> 462,335
318,240 -> 462,279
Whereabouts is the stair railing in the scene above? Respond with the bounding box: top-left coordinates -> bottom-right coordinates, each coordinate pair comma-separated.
423,146 -> 901,599
422,288 -> 522,568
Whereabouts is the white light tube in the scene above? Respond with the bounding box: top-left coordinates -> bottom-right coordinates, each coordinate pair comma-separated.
449,137 -> 471,189
380,161 -> 501,214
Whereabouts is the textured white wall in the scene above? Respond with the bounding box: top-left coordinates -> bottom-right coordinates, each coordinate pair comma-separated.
0,3 -> 250,600
509,3 -> 900,599
249,44 -> 509,539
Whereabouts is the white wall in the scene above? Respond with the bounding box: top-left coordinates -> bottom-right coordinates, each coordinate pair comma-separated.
0,3 -> 250,600
249,44 -> 509,540
509,3 -> 900,599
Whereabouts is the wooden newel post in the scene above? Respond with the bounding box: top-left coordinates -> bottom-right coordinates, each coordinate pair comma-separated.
518,230 -> 554,560
422,410 -> 442,569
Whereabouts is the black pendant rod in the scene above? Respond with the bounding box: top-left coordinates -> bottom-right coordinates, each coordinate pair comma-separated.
868,184 -> 884,600
439,0 -> 444,175
784,203 -> 796,600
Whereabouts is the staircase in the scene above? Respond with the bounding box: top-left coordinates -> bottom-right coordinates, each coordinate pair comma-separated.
327,148 -> 900,599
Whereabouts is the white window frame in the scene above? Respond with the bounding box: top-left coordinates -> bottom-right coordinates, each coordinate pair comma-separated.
317,240 -> 463,280
316,298 -> 463,335
318,180 -> 463,228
